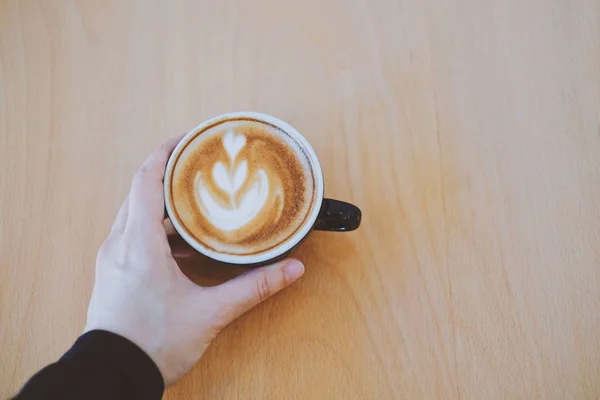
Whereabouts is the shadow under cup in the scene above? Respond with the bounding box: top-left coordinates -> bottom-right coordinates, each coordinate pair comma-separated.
164,112 -> 362,267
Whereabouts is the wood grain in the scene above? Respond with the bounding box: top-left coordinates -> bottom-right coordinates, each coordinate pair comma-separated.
2,0 -> 600,398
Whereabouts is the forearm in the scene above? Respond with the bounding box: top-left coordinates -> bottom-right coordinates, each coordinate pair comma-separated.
14,330 -> 164,400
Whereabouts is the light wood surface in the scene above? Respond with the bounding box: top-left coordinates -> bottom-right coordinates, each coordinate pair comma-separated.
2,1 -> 600,398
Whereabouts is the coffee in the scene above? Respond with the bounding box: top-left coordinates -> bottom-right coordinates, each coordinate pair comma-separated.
167,117 -> 320,259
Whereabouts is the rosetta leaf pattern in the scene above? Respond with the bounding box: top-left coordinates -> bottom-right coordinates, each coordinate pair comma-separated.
194,130 -> 270,232
233,160 -> 247,193
213,162 -> 231,194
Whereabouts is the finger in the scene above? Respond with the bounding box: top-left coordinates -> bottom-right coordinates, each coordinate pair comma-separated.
168,235 -> 196,258
171,244 -> 196,258
163,218 -> 196,258
163,218 -> 178,236
210,259 -> 304,323
126,135 -> 184,231
110,196 -> 129,234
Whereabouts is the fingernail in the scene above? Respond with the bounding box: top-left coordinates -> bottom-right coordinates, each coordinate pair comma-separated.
283,260 -> 305,282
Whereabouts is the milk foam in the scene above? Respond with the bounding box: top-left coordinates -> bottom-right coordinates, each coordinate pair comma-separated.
194,130 -> 280,232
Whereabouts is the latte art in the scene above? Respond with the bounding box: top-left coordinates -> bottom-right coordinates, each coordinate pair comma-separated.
194,131 -> 283,232
168,117 -> 319,258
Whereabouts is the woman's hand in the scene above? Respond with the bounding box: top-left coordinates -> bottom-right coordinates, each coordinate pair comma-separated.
84,136 -> 305,385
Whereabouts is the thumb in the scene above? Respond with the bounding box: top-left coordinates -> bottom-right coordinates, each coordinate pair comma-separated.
210,259 -> 305,323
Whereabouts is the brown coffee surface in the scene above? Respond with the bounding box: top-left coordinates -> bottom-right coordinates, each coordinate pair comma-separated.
169,118 -> 317,256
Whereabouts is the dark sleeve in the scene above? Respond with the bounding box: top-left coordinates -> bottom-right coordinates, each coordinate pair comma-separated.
13,330 -> 164,400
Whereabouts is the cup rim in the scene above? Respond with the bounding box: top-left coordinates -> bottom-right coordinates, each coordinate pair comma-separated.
164,111 -> 325,265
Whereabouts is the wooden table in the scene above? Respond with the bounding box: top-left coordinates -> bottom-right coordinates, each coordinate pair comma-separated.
2,1 -> 600,398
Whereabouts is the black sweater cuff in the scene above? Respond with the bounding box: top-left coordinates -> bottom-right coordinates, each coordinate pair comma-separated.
62,330 -> 165,398
15,330 -> 165,399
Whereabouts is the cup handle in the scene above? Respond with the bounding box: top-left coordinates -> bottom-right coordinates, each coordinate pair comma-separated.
313,198 -> 362,232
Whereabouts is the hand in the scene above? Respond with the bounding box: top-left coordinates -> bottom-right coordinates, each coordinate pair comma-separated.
84,136 -> 305,385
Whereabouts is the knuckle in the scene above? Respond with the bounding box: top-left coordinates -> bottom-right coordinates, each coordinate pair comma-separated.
159,143 -> 171,155
134,164 -> 151,181
255,271 -> 272,302
96,242 -> 110,265
96,235 -> 130,270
